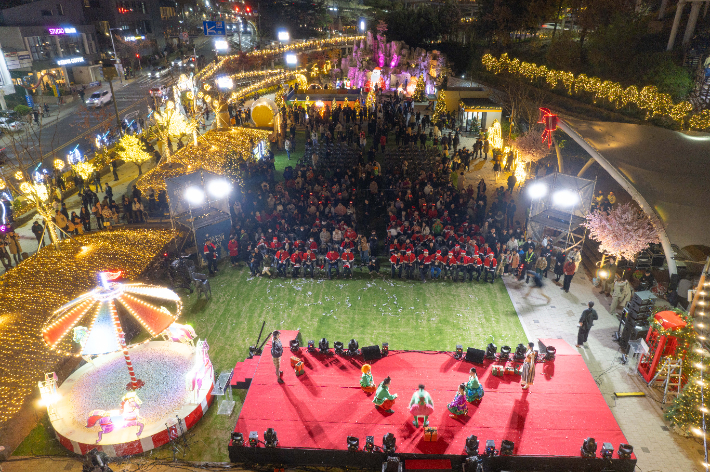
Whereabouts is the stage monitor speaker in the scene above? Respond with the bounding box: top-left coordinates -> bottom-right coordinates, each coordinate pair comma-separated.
362,345 -> 381,361
465,347 -> 485,364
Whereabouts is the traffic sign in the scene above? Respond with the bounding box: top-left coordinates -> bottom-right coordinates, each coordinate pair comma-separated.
203,21 -> 226,36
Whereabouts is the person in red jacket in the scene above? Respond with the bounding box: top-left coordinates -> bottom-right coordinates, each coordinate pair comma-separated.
291,249 -> 302,278
228,235 -> 239,267
473,254 -> 483,281
445,253 -> 457,280
465,253 -> 475,281
302,249 -> 316,278
326,248 -> 340,279
390,251 -> 402,279
270,237 -> 282,254
484,253 -> 497,283
455,251 -> 466,282
419,249 -> 432,282
276,248 -> 290,277
403,250 -> 415,279
342,248 -> 355,278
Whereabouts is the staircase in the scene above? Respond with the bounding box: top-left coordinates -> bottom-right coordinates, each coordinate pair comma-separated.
649,358 -> 682,404
230,355 -> 261,389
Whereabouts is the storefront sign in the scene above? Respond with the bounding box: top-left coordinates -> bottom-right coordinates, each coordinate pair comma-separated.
4,52 -> 32,70
57,57 -> 84,66
124,35 -> 146,42
0,50 -> 16,95
49,27 -> 77,35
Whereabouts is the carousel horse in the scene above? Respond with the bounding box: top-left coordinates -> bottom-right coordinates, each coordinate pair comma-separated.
86,392 -> 145,444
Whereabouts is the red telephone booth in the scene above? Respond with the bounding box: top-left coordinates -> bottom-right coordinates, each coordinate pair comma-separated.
638,311 -> 687,383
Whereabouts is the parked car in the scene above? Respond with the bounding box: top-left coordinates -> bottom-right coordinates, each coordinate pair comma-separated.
0,117 -> 24,132
86,89 -> 112,108
171,57 -> 184,67
149,85 -> 168,97
0,110 -> 18,121
150,66 -> 168,78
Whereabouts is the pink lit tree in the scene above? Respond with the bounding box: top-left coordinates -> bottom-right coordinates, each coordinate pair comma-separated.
512,124 -> 551,163
583,203 -> 660,262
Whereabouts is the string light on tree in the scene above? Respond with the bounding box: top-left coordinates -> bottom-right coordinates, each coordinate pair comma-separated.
432,89 -> 446,123
412,74 -> 425,102
114,134 -> 153,176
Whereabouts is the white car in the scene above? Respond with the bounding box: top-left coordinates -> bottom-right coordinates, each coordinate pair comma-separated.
171,58 -> 184,67
86,90 -> 112,108
149,85 -> 168,98
0,117 -> 24,132
150,66 -> 168,78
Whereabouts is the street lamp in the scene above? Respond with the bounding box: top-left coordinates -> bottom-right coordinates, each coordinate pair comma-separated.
285,53 -> 297,66
184,186 -> 205,265
216,76 -> 234,90
359,19 -> 366,32
215,39 -> 229,52
277,30 -> 289,42
108,27 -> 124,83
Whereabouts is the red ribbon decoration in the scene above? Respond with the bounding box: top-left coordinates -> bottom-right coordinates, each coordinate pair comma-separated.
538,107 -> 558,148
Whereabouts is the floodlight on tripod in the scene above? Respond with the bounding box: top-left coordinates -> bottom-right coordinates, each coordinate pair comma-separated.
319,338 -> 330,353
334,341 -> 344,355
348,339 -> 359,355
498,345 -> 511,361
581,437 -> 597,458
485,343 -> 497,359
382,432 -> 396,454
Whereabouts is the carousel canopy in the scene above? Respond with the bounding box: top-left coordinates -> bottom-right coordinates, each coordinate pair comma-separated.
42,274 -> 182,356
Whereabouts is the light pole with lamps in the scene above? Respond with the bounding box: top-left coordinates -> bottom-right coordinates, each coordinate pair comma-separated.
108,28 -> 124,83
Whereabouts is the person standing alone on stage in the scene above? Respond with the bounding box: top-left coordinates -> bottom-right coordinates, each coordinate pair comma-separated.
272,331 -> 284,384
576,302 -> 598,348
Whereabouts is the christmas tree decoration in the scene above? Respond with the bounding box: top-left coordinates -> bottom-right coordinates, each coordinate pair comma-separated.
583,203 -> 660,262
432,89 -> 446,122
72,161 -> 95,180
366,87 -> 376,112
114,134 -> 153,175
488,120 -> 503,150
412,74 -> 425,102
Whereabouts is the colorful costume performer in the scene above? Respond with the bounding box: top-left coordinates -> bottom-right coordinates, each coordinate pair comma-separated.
465,368 -> 484,403
448,384 -> 468,417
373,377 -> 397,413
408,385 -> 434,427
521,345 -> 536,390
360,364 -> 376,394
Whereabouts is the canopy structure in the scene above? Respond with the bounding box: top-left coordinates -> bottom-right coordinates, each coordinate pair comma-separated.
558,117 -> 710,274
42,271 -> 182,389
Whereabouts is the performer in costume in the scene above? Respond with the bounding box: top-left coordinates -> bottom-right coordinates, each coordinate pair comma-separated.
465,367 -> 484,402
408,384 -> 434,427
447,383 -> 468,417
373,376 -> 398,413
360,364 -> 376,393
521,342 -> 536,390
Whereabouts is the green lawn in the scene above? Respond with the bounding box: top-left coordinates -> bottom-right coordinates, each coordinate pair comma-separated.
14,265 -> 526,461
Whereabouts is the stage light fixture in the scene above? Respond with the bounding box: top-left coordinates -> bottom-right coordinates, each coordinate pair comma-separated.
249,431 -> 259,447
500,440 -> 514,456
552,189 -> 579,207
207,178 -> 232,198
601,442 -> 614,459
617,443 -> 633,459
184,186 -> 205,205
382,342 -> 389,356
319,338 -> 330,353
231,432 -> 244,446
463,456 -> 479,472
364,435 -> 375,453
485,343 -> 497,359
581,437 -> 597,458
289,339 -> 300,352
385,456 -> 401,472
347,436 -> 359,452
334,341 -> 344,355
348,339 -> 359,355
264,428 -> 278,448
307,340 -> 315,352
545,346 -> 557,361
514,344 -> 526,361
498,345 -> 511,361
484,440 -> 496,456
465,435 -> 479,456
454,344 -> 463,359
382,432 -> 396,454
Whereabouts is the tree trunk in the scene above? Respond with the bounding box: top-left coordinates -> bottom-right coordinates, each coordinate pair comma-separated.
553,135 -> 564,174
136,163 -> 143,175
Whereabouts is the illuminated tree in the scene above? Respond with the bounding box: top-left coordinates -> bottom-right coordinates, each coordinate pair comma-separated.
433,89 -> 446,123
512,125 -> 551,163
114,134 -> 152,175
583,202 -> 660,262
149,101 -> 196,161
366,87 -> 376,113
412,74 -> 425,102
72,162 -> 95,181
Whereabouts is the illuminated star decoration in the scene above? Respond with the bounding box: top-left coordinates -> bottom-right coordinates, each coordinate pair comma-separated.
538,107 -> 558,148
42,271 -> 182,390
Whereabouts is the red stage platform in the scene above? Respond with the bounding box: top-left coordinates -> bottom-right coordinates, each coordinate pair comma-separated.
231,332 -> 633,469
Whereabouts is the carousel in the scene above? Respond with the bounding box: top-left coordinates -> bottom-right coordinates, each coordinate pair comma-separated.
39,271 -> 214,457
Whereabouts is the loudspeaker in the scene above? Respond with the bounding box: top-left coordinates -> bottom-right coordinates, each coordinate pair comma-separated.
362,345 -> 381,361
465,347 -> 485,364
